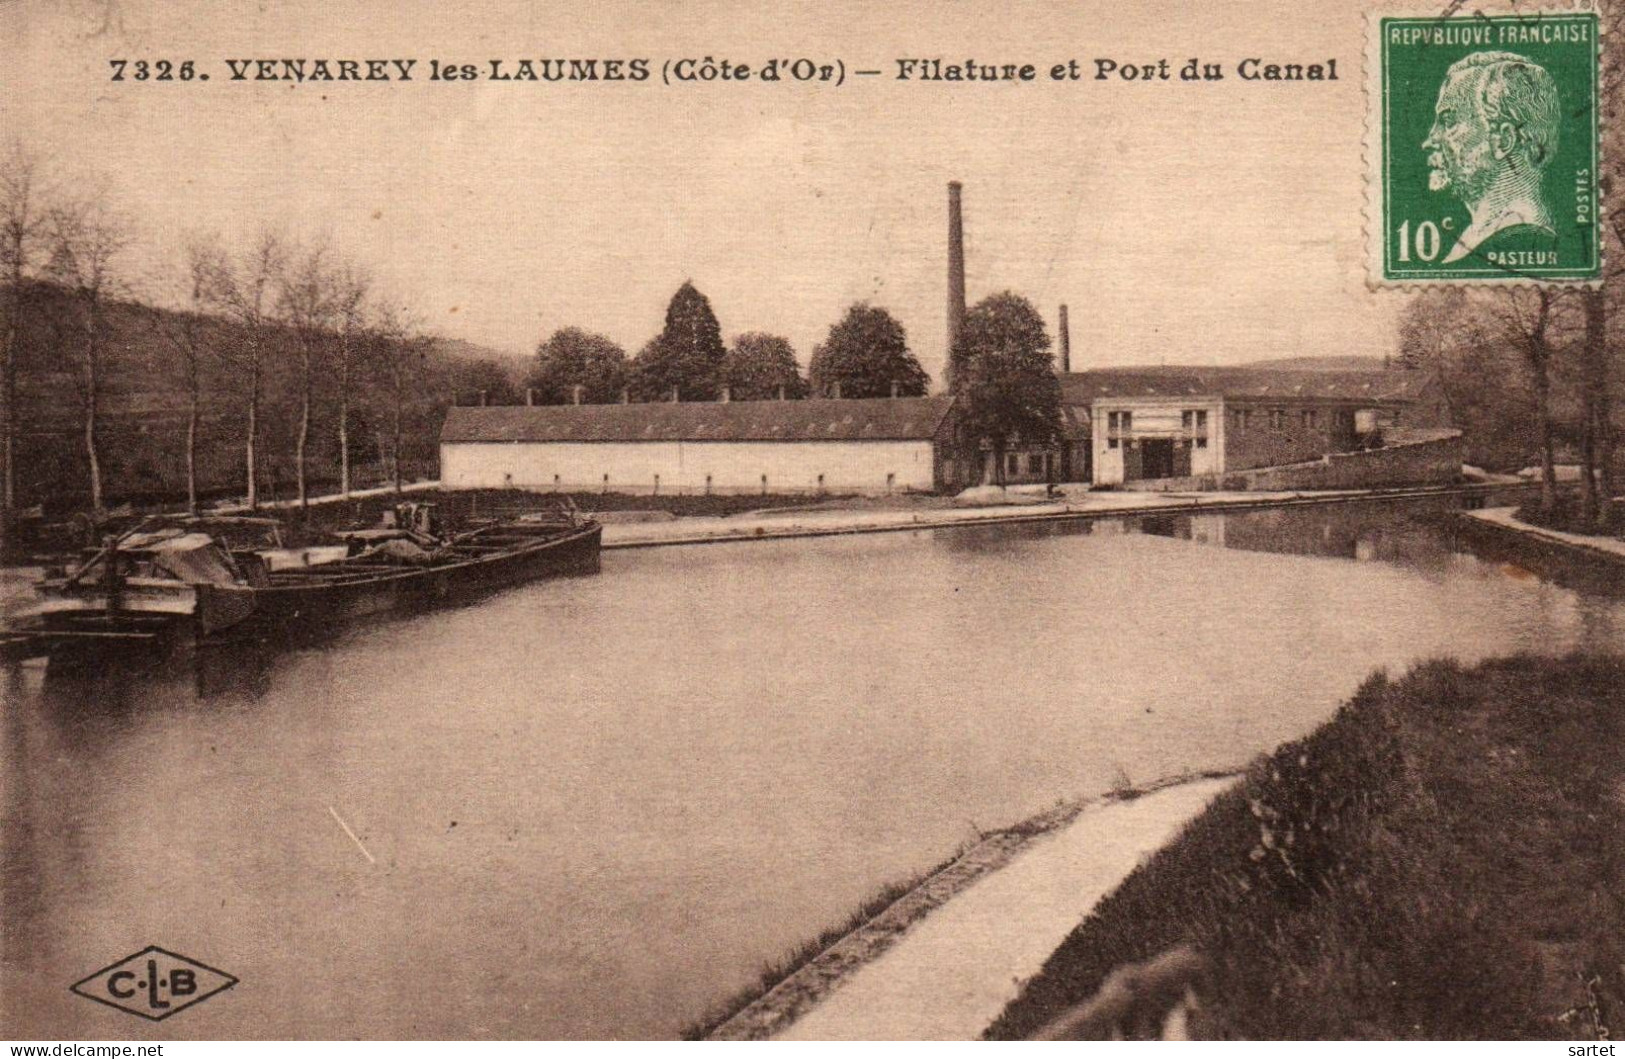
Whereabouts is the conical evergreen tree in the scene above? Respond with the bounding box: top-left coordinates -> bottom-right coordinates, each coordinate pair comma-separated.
631,281 -> 726,400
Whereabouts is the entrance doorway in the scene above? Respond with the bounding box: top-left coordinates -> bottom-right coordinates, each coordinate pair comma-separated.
1140,438 -> 1176,480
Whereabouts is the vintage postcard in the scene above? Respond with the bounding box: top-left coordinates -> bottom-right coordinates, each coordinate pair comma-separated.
2,0 -> 1624,1047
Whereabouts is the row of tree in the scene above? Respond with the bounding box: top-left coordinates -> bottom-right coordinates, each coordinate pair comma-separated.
0,141 -> 511,556
525,282 -> 928,404
526,282 -> 1065,480
1398,283 -> 1620,527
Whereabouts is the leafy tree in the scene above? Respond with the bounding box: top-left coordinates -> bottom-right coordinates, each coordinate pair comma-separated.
950,292 -> 1063,484
723,332 -> 807,400
631,281 -> 726,400
456,357 -> 523,406
807,303 -> 929,398
528,326 -> 629,404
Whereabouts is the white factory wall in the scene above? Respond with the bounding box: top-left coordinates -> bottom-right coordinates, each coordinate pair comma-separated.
440,440 -> 938,494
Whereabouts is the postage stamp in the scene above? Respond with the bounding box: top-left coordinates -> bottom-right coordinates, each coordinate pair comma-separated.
1369,10 -> 1601,284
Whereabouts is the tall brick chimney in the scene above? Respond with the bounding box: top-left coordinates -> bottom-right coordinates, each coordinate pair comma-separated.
946,181 -> 966,390
1057,304 -> 1071,374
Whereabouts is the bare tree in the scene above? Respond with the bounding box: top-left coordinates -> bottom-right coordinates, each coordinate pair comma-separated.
151,233 -> 227,514
368,297 -> 424,496
204,230 -> 286,510
0,142 -> 51,553
1489,288 -> 1569,513
279,240 -> 341,512
333,264 -> 370,497
44,184 -> 129,513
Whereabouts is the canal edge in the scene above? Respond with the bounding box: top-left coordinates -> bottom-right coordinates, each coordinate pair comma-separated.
606,482 -> 1537,552
704,768 -> 1242,1042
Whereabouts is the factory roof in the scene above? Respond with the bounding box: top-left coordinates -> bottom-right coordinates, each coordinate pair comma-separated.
441,395 -> 957,444
1060,367 -> 1437,404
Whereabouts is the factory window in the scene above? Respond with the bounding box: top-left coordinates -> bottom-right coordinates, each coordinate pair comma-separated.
1183,409 -> 1209,450
1006,453 -> 1020,477
1107,410 -> 1132,448
1028,453 -> 1046,475
1269,409 -> 1286,430
1301,409 -> 1319,429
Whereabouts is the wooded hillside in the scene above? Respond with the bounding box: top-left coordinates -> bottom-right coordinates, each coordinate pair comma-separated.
6,280 -> 519,514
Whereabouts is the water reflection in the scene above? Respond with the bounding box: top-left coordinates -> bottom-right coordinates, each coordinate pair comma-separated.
3,494 -> 1622,1039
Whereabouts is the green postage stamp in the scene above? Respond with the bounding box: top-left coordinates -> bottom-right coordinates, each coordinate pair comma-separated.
1370,10 -> 1600,283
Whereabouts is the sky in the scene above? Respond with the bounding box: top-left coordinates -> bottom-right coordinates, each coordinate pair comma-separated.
0,0 -> 1406,383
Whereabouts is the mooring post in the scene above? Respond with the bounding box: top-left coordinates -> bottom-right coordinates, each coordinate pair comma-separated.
102,534 -> 122,616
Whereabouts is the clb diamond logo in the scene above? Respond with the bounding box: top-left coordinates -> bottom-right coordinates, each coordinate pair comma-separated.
70,946 -> 238,1021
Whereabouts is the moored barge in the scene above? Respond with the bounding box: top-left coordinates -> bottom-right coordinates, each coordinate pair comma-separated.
4,504 -> 602,662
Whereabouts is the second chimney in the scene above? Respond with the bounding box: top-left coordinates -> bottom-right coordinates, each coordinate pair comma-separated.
1057,304 -> 1071,374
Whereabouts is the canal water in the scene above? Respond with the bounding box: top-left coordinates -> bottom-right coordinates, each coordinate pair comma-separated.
4,496 -> 1623,1039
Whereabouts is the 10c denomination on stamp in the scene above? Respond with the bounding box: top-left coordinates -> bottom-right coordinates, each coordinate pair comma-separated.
1370,11 -> 1600,284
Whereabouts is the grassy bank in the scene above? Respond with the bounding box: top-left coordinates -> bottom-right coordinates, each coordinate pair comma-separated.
988,654 -> 1625,1040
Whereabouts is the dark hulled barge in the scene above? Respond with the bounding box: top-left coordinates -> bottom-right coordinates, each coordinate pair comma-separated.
3,504 -> 602,662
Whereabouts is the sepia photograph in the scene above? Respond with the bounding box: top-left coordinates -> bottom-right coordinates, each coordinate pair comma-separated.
1,0 -> 1622,1046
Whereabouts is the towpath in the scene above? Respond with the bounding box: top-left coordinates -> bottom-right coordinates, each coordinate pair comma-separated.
1463,505 -> 1625,561
712,776 -> 1233,1041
